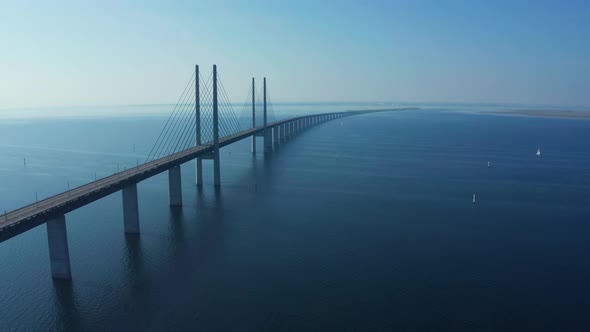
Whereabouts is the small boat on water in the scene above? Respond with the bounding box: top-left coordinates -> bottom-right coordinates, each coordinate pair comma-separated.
487,161 -> 490,167
473,194 -> 476,204
537,148 -> 541,156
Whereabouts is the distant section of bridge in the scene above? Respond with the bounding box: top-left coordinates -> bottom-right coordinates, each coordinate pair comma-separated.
0,64 -> 413,280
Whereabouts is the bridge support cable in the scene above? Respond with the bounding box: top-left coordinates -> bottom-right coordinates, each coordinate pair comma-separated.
265,84 -> 278,123
199,72 -> 215,144
170,87 -> 200,155
233,79 -> 256,153
254,86 -> 265,130
218,74 -> 243,132
152,74 -> 197,159
168,73 -> 204,154
234,79 -> 255,131
160,72 -> 211,158
153,74 -> 196,159
162,85 -> 196,158
145,71 -> 195,162
216,73 -> 245,137
145,73 -> 193,161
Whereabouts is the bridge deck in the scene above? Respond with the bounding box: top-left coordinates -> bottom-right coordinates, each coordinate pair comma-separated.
0,109 -> 406,242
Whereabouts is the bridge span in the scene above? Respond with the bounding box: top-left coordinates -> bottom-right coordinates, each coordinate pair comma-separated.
0,64 -> 410,280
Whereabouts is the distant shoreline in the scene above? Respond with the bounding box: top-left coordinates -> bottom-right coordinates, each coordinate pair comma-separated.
348,107 -> 420,112
483,109 -> 590,119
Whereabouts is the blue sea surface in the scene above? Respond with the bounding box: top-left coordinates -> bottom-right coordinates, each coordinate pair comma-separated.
0,105 -> 590,331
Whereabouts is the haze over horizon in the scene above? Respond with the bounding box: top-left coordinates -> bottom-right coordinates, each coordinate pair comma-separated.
1,0 -> 589,110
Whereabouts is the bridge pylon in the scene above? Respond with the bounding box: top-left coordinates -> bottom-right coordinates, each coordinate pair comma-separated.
212,64 -> 221,187
194,65 -> 221,187
195,64 -> 203,186
251,77 -> 256,154
263,77 -> 273,152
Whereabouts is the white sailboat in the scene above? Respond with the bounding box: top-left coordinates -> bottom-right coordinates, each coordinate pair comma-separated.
536,148 -> 541,156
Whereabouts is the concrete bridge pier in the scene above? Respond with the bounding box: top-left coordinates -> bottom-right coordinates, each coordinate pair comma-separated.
122,183 -> 140,234
196,158 -> 203,187
46,214 -> 71,279
273,126 -> 279,147
264,129 -> 272,151
168,165 -> 182,206
280,124 -> 287,141
213,150 -> 221,187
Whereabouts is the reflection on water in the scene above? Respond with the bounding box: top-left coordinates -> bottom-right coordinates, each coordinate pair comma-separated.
52,280 -> 82,331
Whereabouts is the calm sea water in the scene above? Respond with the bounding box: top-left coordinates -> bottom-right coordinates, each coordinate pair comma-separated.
1,105 -> 590,331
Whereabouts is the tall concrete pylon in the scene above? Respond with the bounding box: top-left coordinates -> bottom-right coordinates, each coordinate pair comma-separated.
251,77 -> 256,153
195,64 -> 203,186
212,65 -> 221,187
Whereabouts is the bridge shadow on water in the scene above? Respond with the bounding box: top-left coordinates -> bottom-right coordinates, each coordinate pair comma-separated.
52,280 -> 83,331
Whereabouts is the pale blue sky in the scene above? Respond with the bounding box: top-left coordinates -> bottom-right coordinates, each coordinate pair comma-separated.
1,0 -> 589,108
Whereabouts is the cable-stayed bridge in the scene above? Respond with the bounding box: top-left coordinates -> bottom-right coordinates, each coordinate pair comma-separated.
0,65 -> 407,280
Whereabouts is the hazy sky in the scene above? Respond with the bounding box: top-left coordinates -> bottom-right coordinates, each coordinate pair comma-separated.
1,0 -> 589,108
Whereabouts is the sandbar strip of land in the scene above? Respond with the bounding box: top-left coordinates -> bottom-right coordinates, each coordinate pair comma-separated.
484,109 -> 590,119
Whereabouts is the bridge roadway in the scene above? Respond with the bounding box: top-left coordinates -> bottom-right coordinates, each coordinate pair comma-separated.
1,109 -> 407,243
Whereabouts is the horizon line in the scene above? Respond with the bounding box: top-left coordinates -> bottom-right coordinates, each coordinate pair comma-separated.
1,100 -> 589,112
